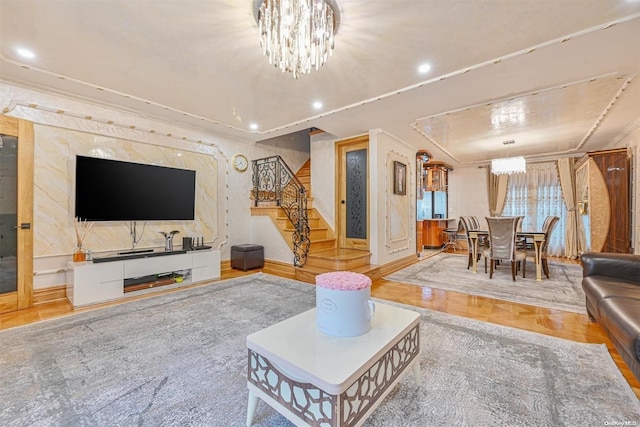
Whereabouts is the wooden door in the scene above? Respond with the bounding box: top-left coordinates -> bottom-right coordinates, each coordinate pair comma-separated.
336,136 -> 369,250
0,115 -> 34,314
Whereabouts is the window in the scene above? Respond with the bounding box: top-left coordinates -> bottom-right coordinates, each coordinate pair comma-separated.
502,162 -> 567,256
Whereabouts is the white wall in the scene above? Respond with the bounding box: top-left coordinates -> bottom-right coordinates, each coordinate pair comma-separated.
369,129 -> 416,266
310,131 -> 337,227
448,165 -> 490,228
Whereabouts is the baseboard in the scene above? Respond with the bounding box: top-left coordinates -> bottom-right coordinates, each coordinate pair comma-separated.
34,285 -> 67,305
222,258 -> 296,278
263,259 -> 296,279
378,254 -> 419,277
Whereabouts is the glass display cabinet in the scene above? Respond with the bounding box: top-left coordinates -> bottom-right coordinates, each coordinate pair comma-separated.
416,158 -> 453,249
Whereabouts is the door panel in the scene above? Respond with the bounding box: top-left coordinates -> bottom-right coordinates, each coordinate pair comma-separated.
0,115 -> 34,314
337,137 -> 369,250
0,134 -> 18,294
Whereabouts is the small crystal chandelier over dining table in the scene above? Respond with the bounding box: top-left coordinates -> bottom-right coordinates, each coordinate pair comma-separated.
254,0 -> 341,79
491,156 -> 527,175
491,140 -> 527,175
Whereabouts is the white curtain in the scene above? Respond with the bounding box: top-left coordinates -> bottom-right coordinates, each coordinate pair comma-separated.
502,162 -> 567,256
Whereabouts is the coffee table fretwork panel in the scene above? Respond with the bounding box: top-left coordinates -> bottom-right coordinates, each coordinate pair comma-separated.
248,349 -> 336,425
341,324 -> 420,426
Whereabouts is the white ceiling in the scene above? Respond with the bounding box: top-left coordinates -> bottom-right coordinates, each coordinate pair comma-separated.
1,0 -> 640,166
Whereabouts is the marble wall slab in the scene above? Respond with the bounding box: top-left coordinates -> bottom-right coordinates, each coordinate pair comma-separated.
34,125 -> 217,257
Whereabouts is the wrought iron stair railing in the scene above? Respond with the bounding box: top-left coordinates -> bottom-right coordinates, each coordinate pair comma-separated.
252,156 -> 310,267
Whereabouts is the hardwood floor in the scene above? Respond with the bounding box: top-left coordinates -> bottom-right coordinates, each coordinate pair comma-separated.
1,257 -> 638,399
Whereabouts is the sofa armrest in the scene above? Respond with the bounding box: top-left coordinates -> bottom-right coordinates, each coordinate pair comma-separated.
581,252 -> 640,282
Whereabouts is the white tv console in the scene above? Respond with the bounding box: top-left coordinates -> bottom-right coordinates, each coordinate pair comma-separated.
66,249 -> 220,307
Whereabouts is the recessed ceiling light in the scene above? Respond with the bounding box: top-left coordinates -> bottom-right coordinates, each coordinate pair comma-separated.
418,63 -> 431,74
313,101 -> 323,109
249,123 -> 258,130
16,48 -> 35,59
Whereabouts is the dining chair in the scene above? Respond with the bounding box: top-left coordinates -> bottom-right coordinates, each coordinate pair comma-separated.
471,215 -> 490,248
483,216 -> 527,281
537,215 -> 560,279
459,216 -> 482,269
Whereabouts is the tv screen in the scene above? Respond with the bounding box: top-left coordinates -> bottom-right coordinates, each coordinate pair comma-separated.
75,156 -> 196,221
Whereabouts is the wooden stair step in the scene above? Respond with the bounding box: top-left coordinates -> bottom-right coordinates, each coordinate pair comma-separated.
294,263 -> 381,284
308,238 -> 338,251
277,217 -> 321,227
306,248 -> 371,270
283,227 -> 329,240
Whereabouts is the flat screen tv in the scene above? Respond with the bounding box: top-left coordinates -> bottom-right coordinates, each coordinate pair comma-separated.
75,155 -> 196,221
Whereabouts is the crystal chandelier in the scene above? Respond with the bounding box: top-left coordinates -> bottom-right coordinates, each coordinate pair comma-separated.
254,0 -> 340,79
491,156 -> 527,175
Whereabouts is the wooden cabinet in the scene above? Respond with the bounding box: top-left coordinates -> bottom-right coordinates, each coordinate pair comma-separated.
416,221 -> 424,255
423,219 -> 449,249
576,148 -> 631,253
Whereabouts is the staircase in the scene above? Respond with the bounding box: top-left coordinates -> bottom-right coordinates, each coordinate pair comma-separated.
250,159 -> 381,284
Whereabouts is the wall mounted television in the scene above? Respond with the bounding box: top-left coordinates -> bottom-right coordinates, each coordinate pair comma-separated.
75,155 -> 196,221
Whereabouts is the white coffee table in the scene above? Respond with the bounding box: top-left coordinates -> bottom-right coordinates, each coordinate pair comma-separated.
246,303 -> 421,427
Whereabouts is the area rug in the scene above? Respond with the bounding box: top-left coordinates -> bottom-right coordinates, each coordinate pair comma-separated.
385,253 -> 587,314
1,273 -> 638,426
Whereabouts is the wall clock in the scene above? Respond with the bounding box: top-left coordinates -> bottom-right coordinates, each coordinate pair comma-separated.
232,154 -> 249,172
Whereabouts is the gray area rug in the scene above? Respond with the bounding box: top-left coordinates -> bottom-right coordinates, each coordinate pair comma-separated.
385,253 -> 587,313
1,273 -> 638,426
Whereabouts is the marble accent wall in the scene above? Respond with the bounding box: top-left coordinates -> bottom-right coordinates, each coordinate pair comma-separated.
34,125 -> 217,257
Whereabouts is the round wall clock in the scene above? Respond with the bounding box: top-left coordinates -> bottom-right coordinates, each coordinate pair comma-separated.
232,154 -> 249,172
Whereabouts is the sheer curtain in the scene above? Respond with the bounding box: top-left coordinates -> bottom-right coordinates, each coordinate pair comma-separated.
502,162 -> 567,256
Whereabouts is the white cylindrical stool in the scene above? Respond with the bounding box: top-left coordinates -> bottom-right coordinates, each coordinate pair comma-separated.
315,271 -> 375,337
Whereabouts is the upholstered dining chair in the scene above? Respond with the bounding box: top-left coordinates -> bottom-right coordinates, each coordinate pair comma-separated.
483,216 -> 527,281
460,216 -> 483,269
537,215 -> 560,279
469,215 -> 488,248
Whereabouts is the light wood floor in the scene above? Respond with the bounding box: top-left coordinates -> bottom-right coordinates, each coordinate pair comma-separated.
1,255 -> 638,399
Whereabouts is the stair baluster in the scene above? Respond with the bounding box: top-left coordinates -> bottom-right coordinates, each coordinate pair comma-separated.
252,156 -> 311,266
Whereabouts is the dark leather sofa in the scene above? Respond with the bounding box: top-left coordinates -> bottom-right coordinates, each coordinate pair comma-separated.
581,252 -> 640,382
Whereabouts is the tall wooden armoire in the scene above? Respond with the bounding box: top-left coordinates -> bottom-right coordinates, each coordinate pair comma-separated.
576,148 -> 632,253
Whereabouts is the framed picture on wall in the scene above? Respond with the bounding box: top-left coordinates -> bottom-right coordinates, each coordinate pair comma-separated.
393,161 -> 406,195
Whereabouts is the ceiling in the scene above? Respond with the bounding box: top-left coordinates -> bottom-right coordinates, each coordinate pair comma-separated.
1,0 -> 640,167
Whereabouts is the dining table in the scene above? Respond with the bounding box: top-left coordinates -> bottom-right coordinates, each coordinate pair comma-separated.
468,230 -> 547,281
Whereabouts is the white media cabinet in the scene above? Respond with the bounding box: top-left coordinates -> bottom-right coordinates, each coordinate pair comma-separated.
66,249 -> 221,307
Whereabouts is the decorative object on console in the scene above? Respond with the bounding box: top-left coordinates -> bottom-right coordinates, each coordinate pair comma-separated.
73,217 -> 93,262
315,271 -> 375,337
182,237 -> 194,250
159,230 -> 180,251
253,0 -> 341,79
